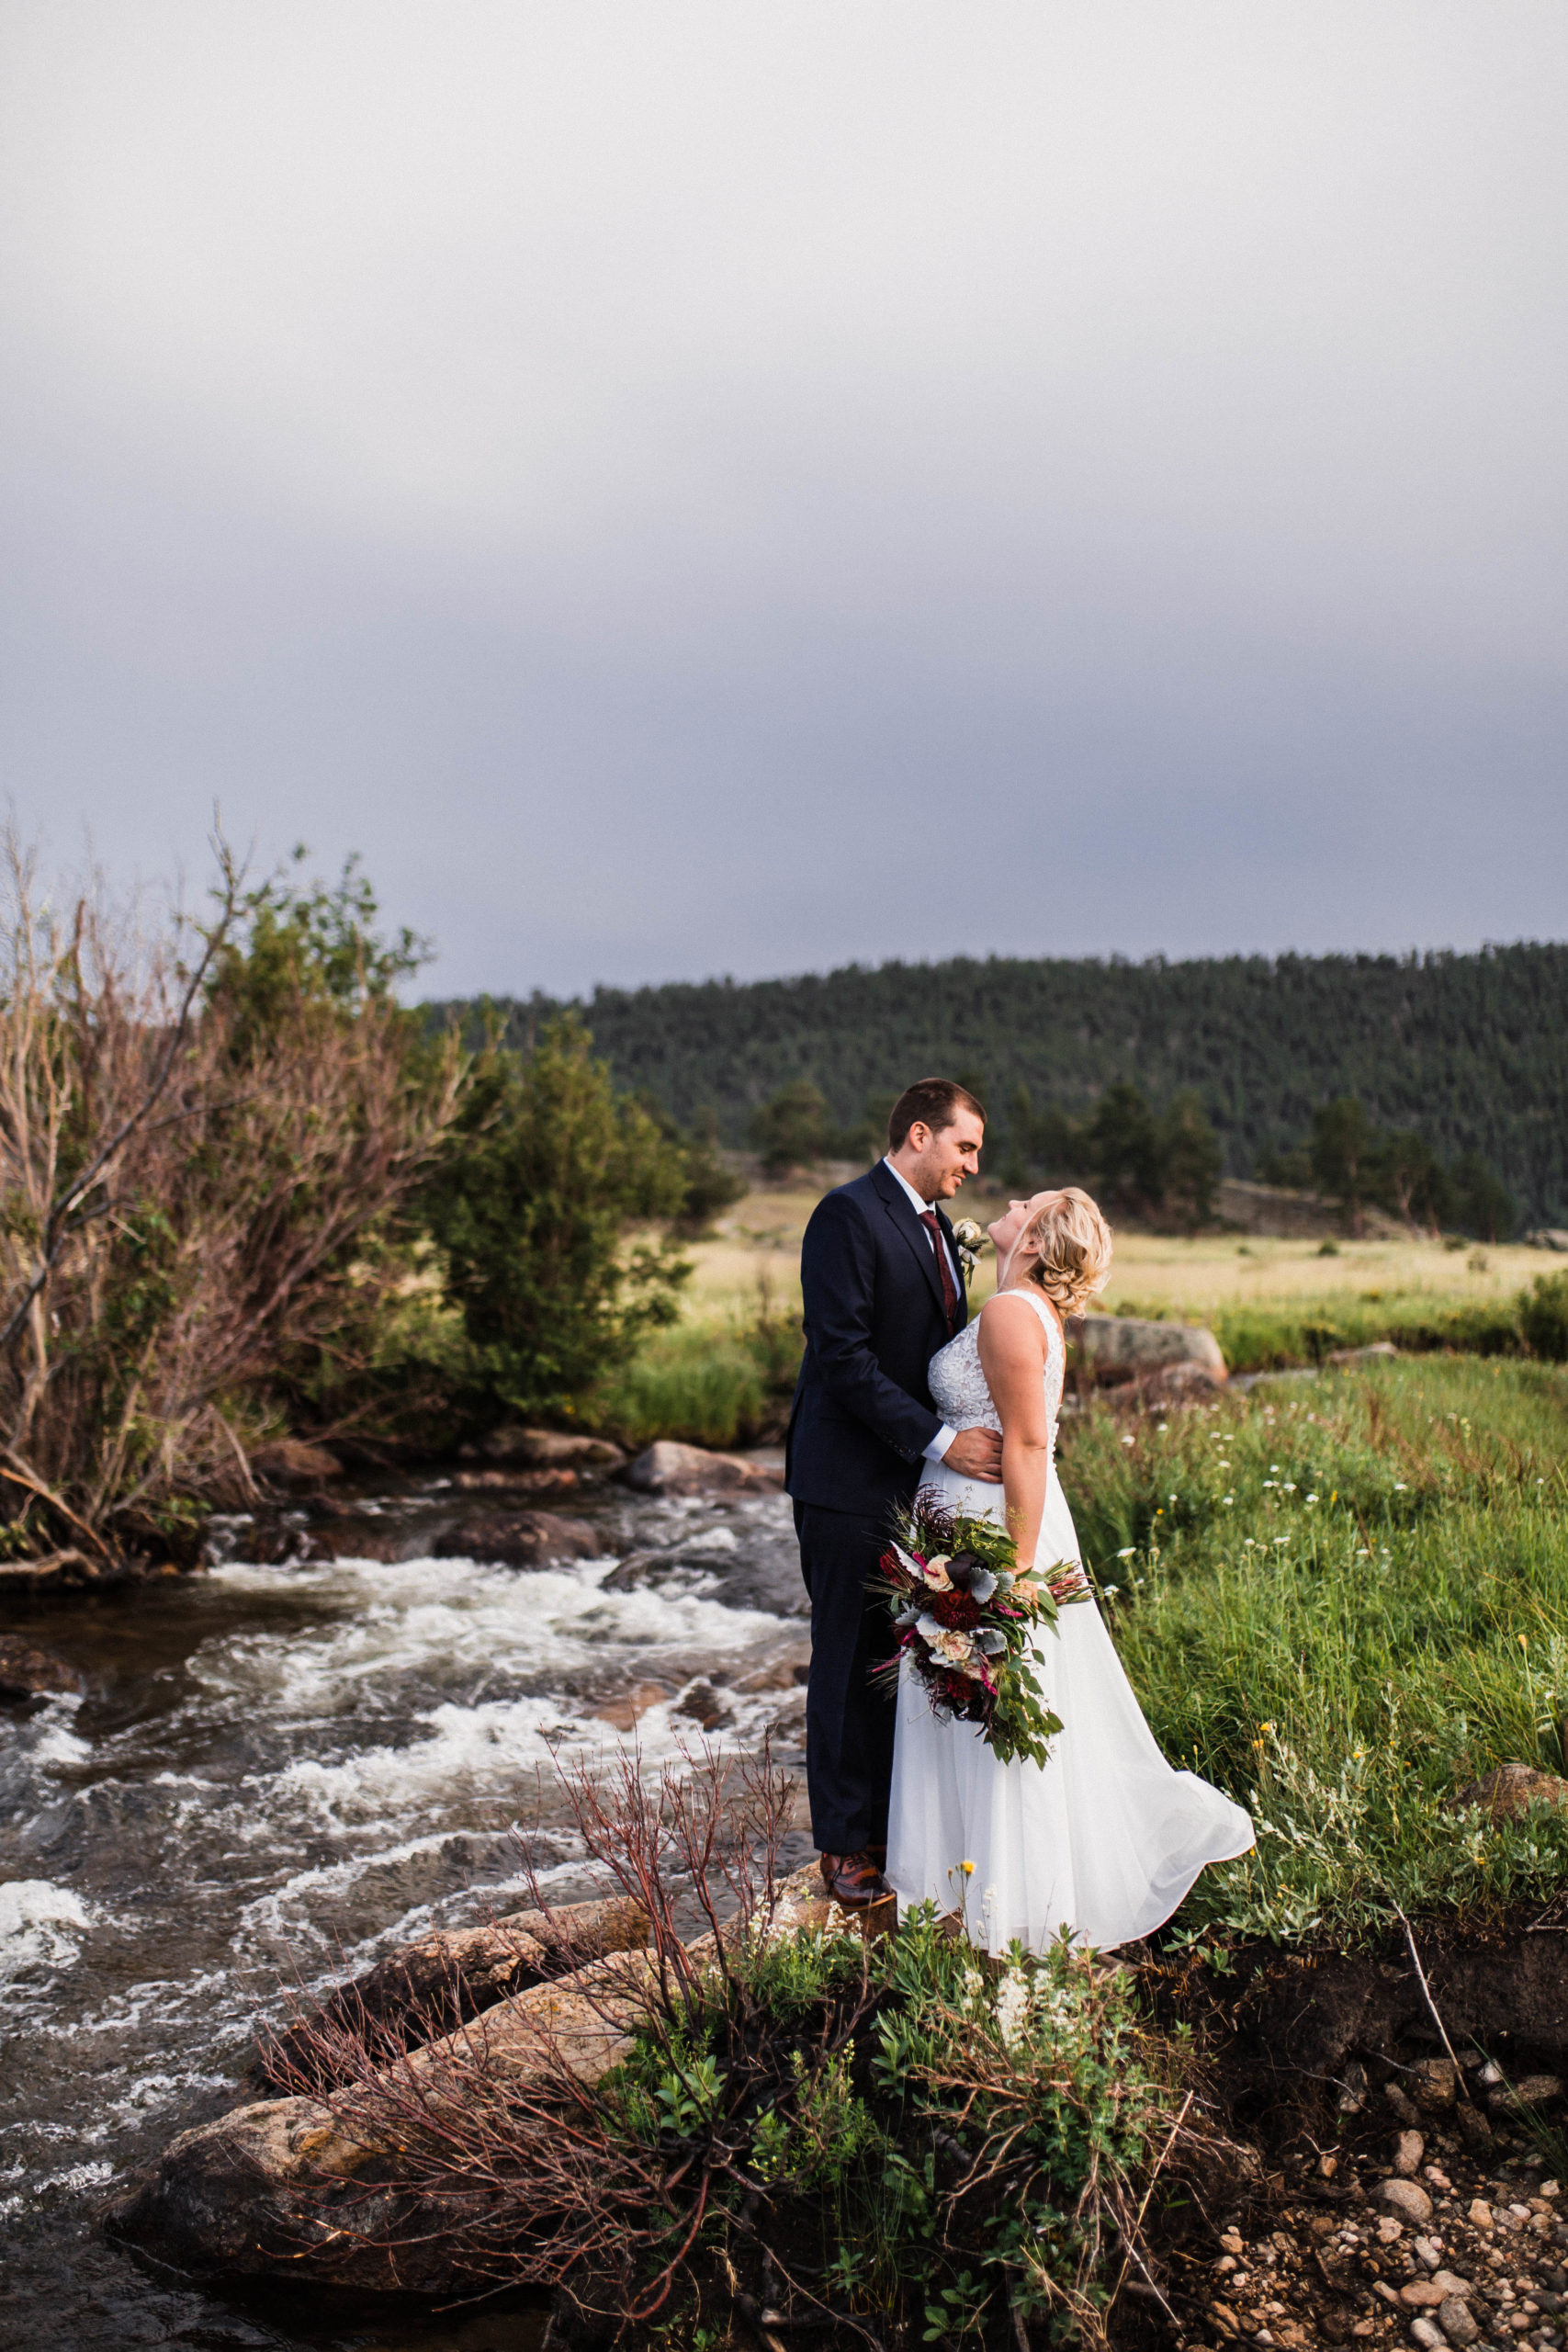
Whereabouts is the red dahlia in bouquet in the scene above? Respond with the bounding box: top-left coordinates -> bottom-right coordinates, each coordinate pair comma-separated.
871,1487 -> 1091,1768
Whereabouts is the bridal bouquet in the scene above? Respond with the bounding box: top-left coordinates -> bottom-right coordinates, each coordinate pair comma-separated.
872,1489 -> 1091,1768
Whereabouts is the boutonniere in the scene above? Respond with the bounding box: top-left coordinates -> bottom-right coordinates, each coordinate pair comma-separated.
952,1219 -> 987,1290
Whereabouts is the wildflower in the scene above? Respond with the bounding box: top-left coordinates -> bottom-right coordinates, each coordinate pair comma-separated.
1282,1481 -> 1297,1492
1102,1584 -> 1120,1598
1222,1495 -> 1235,1507
1393,1481 -> 1407,1491
961,1860 -> 976,1876
1305,1492 -> 1318,1504
1156,1422 -> 1169,1432
1273,1536 -> 1288,1547
1116,1546 -> 1135,1559
1120,1435 -> 1135,1448
995,1964 -> 1032,2051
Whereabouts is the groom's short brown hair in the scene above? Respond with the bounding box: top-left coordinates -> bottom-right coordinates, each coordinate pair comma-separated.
887,1078 -> 987,1152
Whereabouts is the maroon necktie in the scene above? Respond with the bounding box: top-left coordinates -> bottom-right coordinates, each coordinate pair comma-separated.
920,1211 -> 959,1328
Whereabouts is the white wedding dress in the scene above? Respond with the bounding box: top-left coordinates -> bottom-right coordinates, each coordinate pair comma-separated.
886,1289 -> 1253,1954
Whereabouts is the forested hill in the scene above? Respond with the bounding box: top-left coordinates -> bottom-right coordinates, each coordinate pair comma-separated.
435,944 -> 1568,1225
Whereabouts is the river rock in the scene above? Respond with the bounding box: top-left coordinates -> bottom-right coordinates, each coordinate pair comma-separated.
1451,1763 -> 1568,1821
672,1679 -> 731,1731
249,1439 -> 342,1487
589,1679 -> 671,1730
455,1466 -> 579,1495
0,1634 -> 85,1699
1073,1315 -> 1227,1387
1379,2177 -> 1435,2224
434,1511 -> 604,1567
479,1428 -> 626,1469
625,1441 -> 784,1497
252,1893 -> 651,2094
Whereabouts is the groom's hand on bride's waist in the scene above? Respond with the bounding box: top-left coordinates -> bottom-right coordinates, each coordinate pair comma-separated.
944,1427 -> 1004,1481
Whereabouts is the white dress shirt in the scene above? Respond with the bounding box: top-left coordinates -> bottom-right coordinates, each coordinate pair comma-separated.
882,1157 -> 961,1463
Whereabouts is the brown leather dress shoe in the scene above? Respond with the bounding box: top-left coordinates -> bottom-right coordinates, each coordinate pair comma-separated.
819,1850 -> 892,1908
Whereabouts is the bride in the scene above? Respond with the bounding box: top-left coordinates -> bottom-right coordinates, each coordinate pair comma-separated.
885,1187 -> 1253,1954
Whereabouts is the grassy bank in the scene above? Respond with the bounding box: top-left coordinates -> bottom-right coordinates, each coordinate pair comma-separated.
1060,1353 -> 1568,1945
587,1179 -> 1567,1447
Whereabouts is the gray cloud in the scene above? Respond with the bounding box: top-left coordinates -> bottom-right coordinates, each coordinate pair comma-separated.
1,1 -> 1563,992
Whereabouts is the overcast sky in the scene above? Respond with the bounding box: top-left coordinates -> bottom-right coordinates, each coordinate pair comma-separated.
1,4 -> 1563,996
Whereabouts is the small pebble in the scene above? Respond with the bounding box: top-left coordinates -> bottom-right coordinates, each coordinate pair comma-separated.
1410,2319 -> 1447,2350
1440,2299 -> 1481,2346
1394,2133 -> 1427,2176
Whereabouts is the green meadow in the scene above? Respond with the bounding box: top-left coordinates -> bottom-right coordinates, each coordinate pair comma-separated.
1067,1353 -> 1568,1945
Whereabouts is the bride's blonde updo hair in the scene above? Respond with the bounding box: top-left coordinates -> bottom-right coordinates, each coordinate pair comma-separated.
1011,1187 -> 1113,1318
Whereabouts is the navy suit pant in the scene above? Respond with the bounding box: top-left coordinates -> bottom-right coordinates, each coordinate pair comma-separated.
794,1499 -> 900,1855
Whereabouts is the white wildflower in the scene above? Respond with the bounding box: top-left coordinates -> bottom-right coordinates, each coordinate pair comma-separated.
995,1965 -> 1032,2051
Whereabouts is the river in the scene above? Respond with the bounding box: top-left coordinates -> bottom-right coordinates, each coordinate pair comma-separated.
0,1473 -> 810,2351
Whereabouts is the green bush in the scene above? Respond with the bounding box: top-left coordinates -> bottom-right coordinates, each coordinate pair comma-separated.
599,1903 -> 1178,2344
419,1016 -> 692,1422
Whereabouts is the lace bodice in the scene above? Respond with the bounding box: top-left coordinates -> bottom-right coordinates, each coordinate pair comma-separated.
929,1288 -> 1064,1442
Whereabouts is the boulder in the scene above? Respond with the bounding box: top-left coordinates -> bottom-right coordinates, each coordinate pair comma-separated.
1451,1762 -> 1568,1821
479,1427 -> 626,1469
1525,1230 -> 1568,1253
249,1440 -> 342,1488
1073,1315 -> 1227,1387
252,1892 -> 651,2093
434,1512 -> 605,1568
113,1868 -> 837,2291
111,1948 -> 662,2290
0,1634 -> 85,1699
624,1441 -> 784,1497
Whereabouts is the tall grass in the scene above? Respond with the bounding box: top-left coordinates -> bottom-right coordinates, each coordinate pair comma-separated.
1057,1357 -> 1568,1943
581,1286 -> 802,1449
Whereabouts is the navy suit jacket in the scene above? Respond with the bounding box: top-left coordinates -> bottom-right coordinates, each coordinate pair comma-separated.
784,1161 -> 968,1518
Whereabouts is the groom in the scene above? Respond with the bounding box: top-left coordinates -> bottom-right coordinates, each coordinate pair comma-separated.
784,1078 -> 1004,1908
